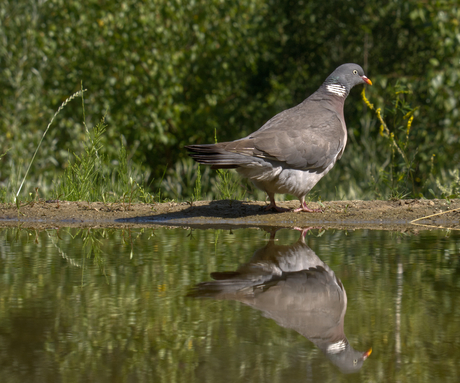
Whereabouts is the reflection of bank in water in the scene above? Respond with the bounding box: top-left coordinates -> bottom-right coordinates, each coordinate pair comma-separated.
189,228 -> 372,374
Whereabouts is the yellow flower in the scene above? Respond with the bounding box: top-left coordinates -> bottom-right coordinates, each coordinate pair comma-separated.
361,88 -> 374,110
406,115 -> 414,136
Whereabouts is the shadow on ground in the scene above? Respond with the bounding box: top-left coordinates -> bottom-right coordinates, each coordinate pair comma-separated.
115,200 -> 292,229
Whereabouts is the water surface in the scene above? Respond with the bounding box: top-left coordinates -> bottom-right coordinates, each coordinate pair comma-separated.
0,227 -> 459,382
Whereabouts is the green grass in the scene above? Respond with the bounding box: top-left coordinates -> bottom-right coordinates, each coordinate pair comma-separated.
361,84 -> 419,199
53,115 -> 155,204
436,169 -> 460,199
13,89 -> 85,202
8,88 -> 156,206
215,169 -> 247,201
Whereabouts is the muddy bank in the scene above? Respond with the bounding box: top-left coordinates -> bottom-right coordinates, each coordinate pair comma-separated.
0,199 -> 459,232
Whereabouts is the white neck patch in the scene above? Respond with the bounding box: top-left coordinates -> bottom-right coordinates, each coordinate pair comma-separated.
327,340 -> 347,354
326,84 -> 347,97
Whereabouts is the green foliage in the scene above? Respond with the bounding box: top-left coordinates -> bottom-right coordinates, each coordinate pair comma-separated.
163,158 -> 207,201
15,89 -> 87,199
1,0 -> 460,201
362,85 -> 420,199
193,165 -> 202,202
55,116 -> 155,203
56,118 -> 107,201
215,169 -> 246,201
437,169 -> 460,199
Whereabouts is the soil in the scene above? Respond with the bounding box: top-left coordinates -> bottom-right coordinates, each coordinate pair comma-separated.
0,199 -> 459,232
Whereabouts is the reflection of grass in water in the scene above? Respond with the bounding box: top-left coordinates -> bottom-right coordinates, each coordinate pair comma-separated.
47,231 -> 83,269
79,228 -> 108,284
48,228 -> 147,284
47,228 -> 110,284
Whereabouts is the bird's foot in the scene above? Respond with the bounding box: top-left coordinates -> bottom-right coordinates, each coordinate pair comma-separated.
293,226 -> 315,236
293,226 -> 323,238
293,202 -> 323,213
264,202 -> 290,212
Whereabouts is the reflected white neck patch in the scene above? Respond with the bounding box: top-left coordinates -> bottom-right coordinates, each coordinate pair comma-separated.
326,84 -> 347,97
327,340 -> 347,354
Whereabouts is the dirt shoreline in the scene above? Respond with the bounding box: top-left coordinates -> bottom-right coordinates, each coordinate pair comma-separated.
0,199 -> 459,232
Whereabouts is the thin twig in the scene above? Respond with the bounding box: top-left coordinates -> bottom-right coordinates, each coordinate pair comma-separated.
410,207 -> 460,230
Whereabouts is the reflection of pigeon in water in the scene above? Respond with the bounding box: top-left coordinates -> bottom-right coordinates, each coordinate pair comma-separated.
188,229 -> 371,374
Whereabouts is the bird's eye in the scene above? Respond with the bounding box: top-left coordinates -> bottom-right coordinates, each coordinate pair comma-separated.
353,70 -> 358,75
353,359 -> 358,365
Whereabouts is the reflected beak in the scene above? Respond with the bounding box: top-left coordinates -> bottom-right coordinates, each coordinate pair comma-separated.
362,75 -> 372,85
362,348 -> 372,360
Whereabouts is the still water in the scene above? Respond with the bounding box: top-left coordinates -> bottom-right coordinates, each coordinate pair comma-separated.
0,227 -> 459,382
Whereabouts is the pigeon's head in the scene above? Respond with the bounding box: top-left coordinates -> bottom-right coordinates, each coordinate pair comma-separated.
326,344 -> 372,374
323,63 -> 372,97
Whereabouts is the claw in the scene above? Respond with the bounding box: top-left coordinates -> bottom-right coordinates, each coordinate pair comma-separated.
292,202 -> 323,213
264,202 -> 290,212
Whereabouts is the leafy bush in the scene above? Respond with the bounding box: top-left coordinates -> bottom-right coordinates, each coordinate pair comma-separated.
1,0 -> 459,201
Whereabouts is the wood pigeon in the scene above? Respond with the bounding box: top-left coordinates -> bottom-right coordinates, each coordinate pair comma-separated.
186,63 -> 372,212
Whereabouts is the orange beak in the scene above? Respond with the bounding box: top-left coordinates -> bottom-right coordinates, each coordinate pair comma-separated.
362,348 -> 372,360
362,75 -> 372,85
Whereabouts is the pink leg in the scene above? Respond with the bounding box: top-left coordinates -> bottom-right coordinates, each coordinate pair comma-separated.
292,199 -> 323,213
264,193 -> 290,212
293,226 -> 316,237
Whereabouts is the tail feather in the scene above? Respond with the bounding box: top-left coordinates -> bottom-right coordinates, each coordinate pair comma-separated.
185,144 -> 250,169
